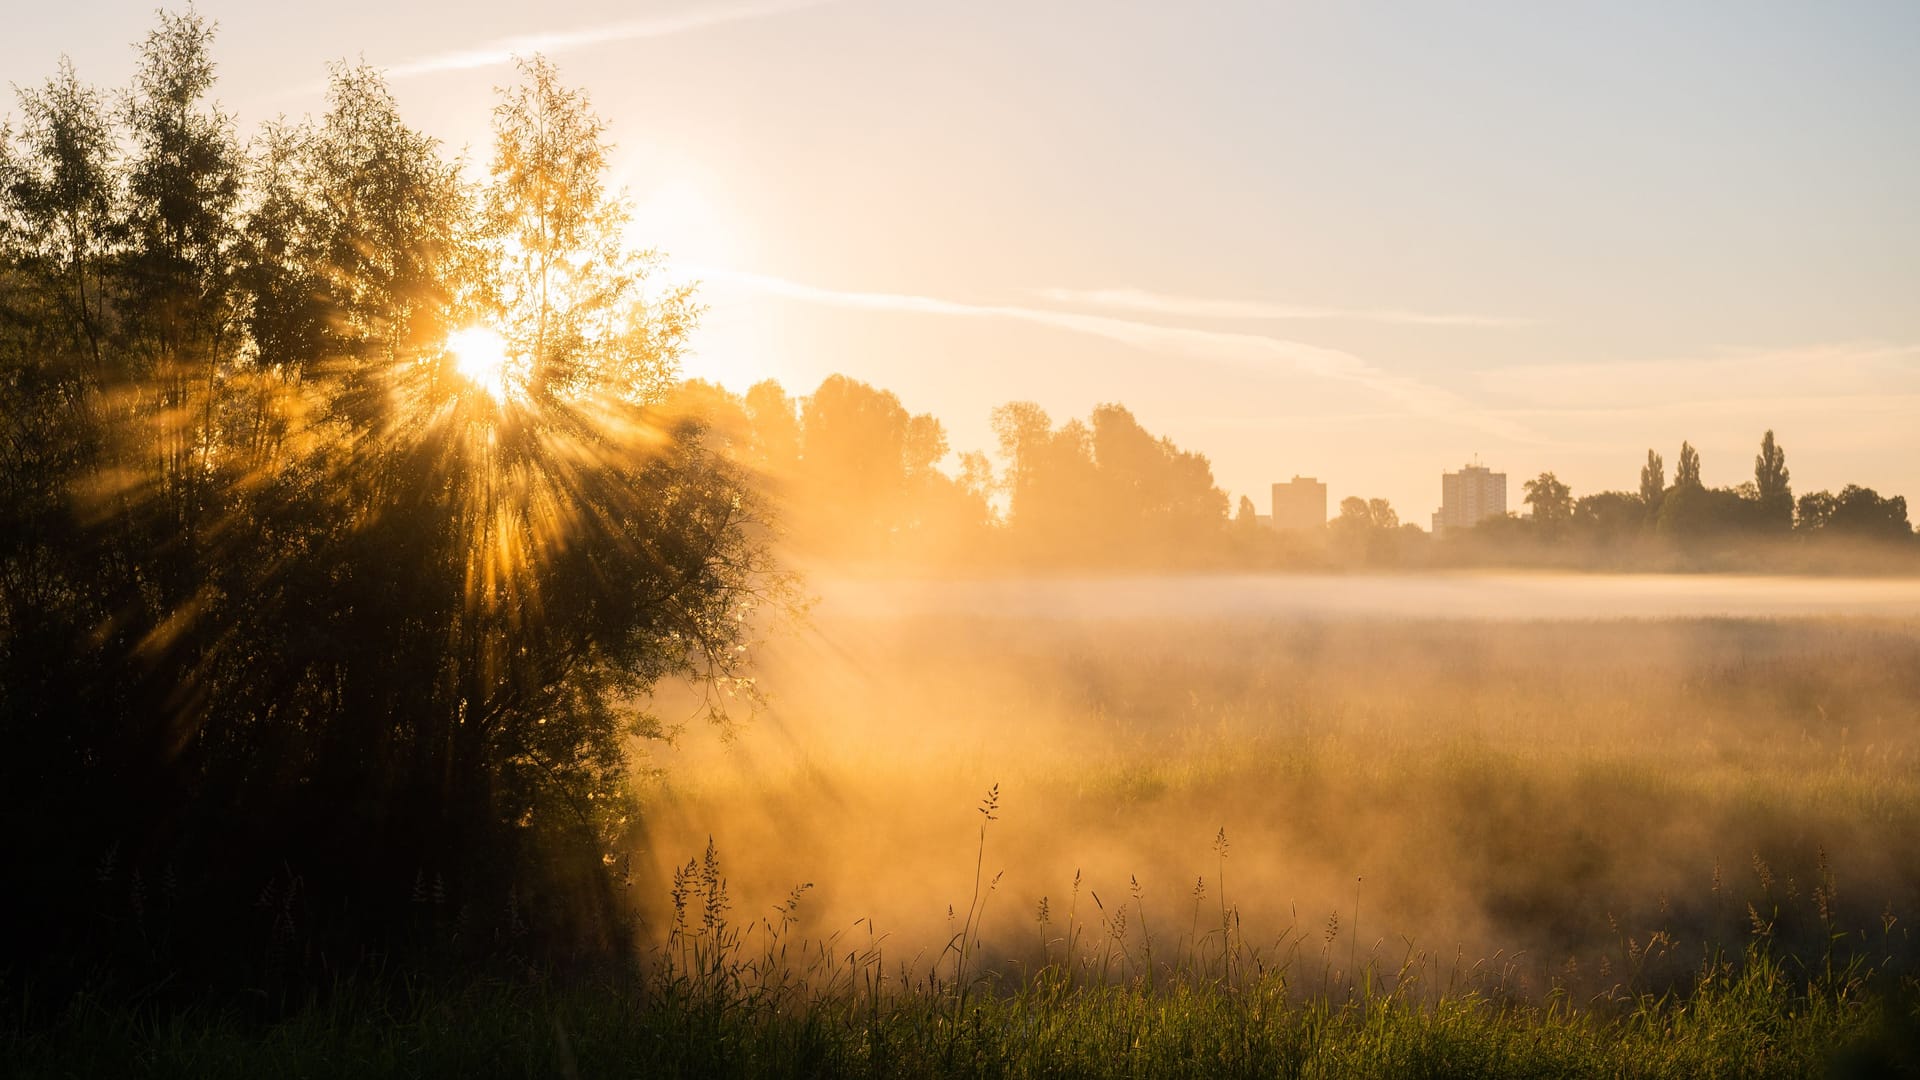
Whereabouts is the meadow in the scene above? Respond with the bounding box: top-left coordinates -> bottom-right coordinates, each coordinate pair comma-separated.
641,583 -> 1920,994
11,576 -> 1920,1076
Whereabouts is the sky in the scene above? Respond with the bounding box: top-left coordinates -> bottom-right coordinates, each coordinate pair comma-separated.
6,1 -> 1918,523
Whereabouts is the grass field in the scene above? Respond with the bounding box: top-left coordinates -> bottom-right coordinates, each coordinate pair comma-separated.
7,955 -> 1911,1078
10,585 -> 1920,1076
642,607 -> 1920,993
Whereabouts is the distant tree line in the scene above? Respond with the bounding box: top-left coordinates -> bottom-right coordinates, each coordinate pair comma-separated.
1466,431 -> 1915,564
671,371 -> 1916,571
663,376 -> 1243,568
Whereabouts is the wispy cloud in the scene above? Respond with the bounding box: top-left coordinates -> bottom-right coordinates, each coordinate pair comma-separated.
1476,342 -> 1920,411
1036,287 -> 1536,329
381,0 -> 840,79
697,266 -> 1542,442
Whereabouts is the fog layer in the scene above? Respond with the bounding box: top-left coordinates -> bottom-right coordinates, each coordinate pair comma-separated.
633,575 -> 1920,998
816,572 -> 1920,621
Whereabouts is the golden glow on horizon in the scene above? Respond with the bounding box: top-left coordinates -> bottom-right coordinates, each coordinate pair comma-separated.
449,326 -> 512,401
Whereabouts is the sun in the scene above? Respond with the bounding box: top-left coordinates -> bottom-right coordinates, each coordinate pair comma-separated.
447,326 -> 511,402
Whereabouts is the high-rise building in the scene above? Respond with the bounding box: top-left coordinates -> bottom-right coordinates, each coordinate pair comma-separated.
1270,476 -> 1327,531
1431,462 -> 1507,534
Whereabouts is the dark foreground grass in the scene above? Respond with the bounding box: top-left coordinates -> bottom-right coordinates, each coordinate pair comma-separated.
8,953 -> 1917,1080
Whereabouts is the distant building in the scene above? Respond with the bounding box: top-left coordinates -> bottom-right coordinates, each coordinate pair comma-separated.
1431,461 -> 1507,534
1270,476 -> 1328,531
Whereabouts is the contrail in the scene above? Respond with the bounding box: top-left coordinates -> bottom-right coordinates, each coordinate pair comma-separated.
694,265 -> 1543,443
1035,286 -> 1536,329
383,0 -> 842,79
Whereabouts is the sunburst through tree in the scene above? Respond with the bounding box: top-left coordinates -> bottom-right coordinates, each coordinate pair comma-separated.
0,18 -> 785,969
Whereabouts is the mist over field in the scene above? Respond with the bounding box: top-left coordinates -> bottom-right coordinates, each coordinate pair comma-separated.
637,576 -> 1920,1000
811,572 -> 1920,621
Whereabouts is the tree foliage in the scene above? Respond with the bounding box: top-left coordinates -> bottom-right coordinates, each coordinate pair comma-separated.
1755,430 -> 1789,500
0,21 -> 777,978
1752,429 -> 1792,531
1675,441 -> 1702,489
988,401 -> 1229,564
1796,485 -> 1910,541
1639,450 -> 1665,516
1523,471 -> 1573,528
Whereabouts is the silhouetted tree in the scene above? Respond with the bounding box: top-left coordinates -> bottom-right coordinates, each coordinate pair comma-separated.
1755,430 -> 1789,498
1658,482 -> 1766,540
1088,403 -> 1228,557
1752,429 -> 1792,531
1675,441 -> 1702,489
957,450 -> 995,507
0,32 -> 779,979
795,374 -> 982,555
1523,471 -> 1573,528
759,374 -> 991,560
1574,491 -> 1647,545
1367,498 -> 1399,529
991,400 -> 1055,520
1334,496 -> 1370,527
1796,490 -> 1835,532
1796,486 -> 1912,542
1330,496 -> 1407,563
123,10 -> 240,391
802,375 -> 915,525
743,378 -> 801,478
0,56 -> 127,957
1639,450 -> 1665,519
0,57 -> 117,370
989,401 -> 1226,564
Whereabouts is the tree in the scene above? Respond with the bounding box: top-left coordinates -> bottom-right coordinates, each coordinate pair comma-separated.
2,58 -> 118,372
775,374 -> 988,559
1523,471 -> 1573,528
0,57 -> 128,948
1235,494 -> 1261,538
1798,486 -> 1912,542
1657,483 -> 1765,540
957,451 -> 994,507
796,374 -> 915,549
1675,441 -> 1702,489
905,413 -> 949,479
1366,498 -> 1399,529
1639,450 -> 1664,518
743,379 -> 800,477
430,57 -> 772,912
123,9 -> 240,347
1087,403 -> 1229,556
1752,429 -> 1792,531
1331,496 -> 1404,563
991,401 -> 1055,518
1574,491 -> 1647,544
486,56 -> 694,402
988,401 -> 1228,564
1,38 -> 780,972
991,402 -> 1090,559
1755,430 -> 1789,499
1795,490 -> 1836,532
238,62 -> 473,399
112,9 -> 246,605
